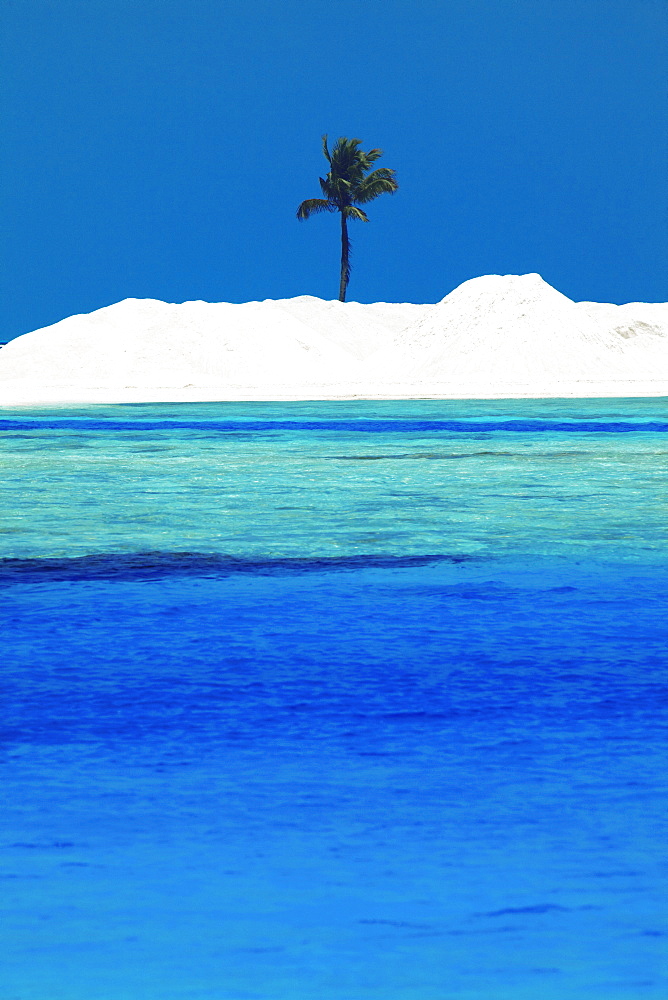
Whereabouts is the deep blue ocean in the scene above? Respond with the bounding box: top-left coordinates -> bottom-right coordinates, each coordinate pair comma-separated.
1,398 -> 667,999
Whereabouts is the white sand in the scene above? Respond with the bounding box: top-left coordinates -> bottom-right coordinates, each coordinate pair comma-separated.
1,274 -> 666,404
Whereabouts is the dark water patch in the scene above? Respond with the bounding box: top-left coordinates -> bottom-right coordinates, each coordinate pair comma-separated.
447,925 -> 520,936
0,873 -> 42,879
0,550 -> 475,585
8,841 -> 76,850
482,904 -> 570,917
1,417 -> 667,434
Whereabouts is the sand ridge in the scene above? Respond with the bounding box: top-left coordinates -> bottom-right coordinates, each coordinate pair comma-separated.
1,274 -> 666,403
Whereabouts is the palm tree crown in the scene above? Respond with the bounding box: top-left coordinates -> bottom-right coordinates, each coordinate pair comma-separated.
297,135 -> 398,301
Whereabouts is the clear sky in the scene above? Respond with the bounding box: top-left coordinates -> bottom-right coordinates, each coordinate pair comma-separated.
2,0 -> 667,339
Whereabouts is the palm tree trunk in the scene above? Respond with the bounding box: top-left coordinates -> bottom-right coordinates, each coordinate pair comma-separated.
338,212 -> 350,302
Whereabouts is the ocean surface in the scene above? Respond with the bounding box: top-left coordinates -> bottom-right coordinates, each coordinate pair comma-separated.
1,397 -> 666,1000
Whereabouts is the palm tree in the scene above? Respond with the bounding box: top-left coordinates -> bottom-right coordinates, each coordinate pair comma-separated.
297,135 -> 398,302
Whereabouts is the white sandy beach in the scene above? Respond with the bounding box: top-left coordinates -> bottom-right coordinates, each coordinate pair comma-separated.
1,274 -> 666,404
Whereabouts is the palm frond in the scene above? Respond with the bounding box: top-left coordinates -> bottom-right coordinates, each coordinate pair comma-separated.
296,198 -> 335,219
320,174 -> 355,206
354,173 -> 398,204
344,206 -> 369,222
333,136 -> 363,154
319,176 -> 333,197
321,134 -> 331,164
363,167 -> 397,185
330,137 -> 365,180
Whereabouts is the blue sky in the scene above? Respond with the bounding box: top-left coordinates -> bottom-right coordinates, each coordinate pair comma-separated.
2,0 -> 666,339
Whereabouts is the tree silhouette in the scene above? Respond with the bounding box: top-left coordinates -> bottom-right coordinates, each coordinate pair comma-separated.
297,135 -> 398,302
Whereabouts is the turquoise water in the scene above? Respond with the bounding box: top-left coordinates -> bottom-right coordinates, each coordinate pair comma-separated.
1,398 -> 667,999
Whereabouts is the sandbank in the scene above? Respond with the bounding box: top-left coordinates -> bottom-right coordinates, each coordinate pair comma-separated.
1,274 -> 666,406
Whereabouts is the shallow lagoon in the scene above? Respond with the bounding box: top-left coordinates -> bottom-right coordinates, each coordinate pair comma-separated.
1,398 -> 667,999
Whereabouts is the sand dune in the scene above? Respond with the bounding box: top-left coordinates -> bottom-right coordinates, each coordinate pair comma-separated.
1,274 -> 666,403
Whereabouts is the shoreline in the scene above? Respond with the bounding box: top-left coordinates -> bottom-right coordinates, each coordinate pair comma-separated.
1,379 -> 667,407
